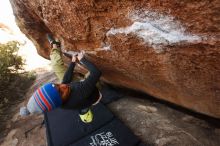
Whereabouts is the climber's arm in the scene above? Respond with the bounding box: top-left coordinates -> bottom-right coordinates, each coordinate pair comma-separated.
61,55 -> 78,84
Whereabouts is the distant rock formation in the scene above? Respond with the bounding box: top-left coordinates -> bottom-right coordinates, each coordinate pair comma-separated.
0,23 -> 15,42
0,23 -> 11,32
9,0 -> 220,118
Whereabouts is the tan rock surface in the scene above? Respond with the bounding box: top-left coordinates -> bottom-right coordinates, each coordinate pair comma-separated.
9,0 -> 220,118
108,96 -> 220,146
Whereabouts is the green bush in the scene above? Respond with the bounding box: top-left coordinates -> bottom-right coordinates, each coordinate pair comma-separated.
0,40 -> 36,103
0,41 -> 24,81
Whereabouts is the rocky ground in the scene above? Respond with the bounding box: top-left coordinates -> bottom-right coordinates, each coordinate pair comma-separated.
109,95 -> 220,146
0,69 -> 220,146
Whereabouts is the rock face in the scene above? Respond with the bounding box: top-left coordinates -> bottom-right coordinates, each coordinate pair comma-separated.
10,0 -> 220,118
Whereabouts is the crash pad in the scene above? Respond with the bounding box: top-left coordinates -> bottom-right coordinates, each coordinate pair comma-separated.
45,103 -> 114,146
69,119 -> 139,146
100,85 -> 123,104
45,90 -> 146,146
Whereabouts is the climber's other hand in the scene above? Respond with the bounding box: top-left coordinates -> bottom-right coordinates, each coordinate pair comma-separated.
77,51 -> 85,61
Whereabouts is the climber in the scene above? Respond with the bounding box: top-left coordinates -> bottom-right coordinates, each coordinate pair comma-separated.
20,35 -> 102,123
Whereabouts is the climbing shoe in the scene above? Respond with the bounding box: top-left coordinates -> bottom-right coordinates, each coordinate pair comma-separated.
46,34 -> 61,48
79,108 -> 93,123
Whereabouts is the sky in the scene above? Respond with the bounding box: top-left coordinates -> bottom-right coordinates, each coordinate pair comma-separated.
0,0 -> 50,71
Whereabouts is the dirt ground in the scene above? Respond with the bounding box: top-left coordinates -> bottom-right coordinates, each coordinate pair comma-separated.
0,69 -> 220,146
0,68 -> 54,146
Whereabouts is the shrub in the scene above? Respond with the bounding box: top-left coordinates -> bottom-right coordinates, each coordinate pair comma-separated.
0,41 -> 24,81
0,41 -> 36,104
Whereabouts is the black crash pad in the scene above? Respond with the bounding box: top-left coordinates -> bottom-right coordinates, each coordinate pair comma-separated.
45,103 -> 114,146
69,119 -> 139,146
45,101 -> 146,146
137,143 -> 148,146
100,85 -> 123,104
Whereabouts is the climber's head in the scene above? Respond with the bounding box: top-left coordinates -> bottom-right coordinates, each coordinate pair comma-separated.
20,83 -> 71,116
54,83 -> 70,103
26,83 -> 64,114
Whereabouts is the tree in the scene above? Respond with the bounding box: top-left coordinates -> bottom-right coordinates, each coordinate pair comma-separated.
0,40 -> 35,106
0,41 -> 24,81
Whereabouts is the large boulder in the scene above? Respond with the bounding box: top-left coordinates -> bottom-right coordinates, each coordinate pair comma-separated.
10,0 -> 220,118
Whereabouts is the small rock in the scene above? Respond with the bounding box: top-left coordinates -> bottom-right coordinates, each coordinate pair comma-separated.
11,138 -> 18,146
138,105 -> 158,113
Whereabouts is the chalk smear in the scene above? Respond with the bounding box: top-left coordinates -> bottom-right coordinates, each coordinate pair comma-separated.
95,45 -> 111,51
86,45 -> 111,54
107,10 -> 202,53
64,45 -> 111,56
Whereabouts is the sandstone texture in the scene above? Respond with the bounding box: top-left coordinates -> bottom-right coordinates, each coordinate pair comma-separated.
10,0 -> 220,118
